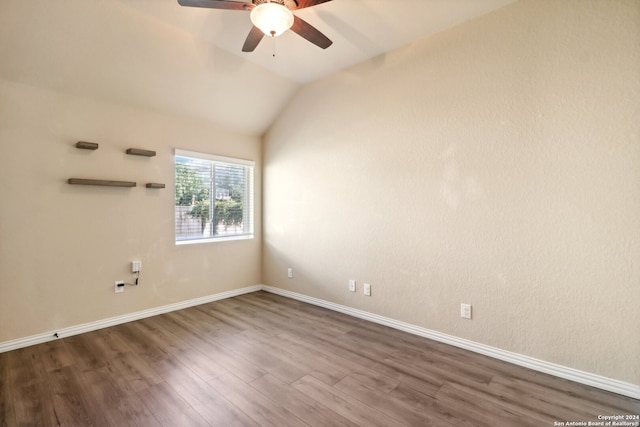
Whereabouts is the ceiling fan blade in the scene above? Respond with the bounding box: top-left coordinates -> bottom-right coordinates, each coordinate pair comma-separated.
290,15 -> 332,49
290,0 -> 333,10
177,0 -> 253,11
242,26 -> 265,52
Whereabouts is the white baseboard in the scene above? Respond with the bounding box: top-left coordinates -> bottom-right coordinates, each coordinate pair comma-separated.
0,285 -> 261,354
2,283 -> 638,400
261,285 -> 640,400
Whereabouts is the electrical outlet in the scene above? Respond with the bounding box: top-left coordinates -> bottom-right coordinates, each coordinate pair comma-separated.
115,280 -> 125,294
132,260 -> 142,273
287,268 -> 293,278
348,279 -> 356,292
461,303 -> 472,319
363,283 -> 371,296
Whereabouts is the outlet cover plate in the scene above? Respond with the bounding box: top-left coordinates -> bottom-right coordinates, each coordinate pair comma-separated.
461,303 -> 472,319
132,260 -> 142,273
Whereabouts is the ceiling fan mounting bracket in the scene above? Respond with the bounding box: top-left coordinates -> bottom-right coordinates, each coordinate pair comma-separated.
253,0 -> 287,6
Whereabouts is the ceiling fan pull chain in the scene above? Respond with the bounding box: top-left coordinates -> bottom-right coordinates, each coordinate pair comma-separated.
271,30 -> 276,57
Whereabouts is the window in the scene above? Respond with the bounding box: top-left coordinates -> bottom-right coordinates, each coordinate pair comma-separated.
175,149 -> 254,244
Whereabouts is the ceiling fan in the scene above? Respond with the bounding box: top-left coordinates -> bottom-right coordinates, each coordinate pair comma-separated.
177,0 -> 333,52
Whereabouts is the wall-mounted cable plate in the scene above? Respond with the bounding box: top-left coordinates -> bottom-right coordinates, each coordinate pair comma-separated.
115,281 -> 125,294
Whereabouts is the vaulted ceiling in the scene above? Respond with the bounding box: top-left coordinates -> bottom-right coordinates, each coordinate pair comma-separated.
0,0 -> 515,136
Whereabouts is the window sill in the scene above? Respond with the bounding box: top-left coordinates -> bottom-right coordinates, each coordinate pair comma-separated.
175,234 -> 254,245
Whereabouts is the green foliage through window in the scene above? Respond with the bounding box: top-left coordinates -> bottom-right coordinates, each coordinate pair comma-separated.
175,151 -> 254,242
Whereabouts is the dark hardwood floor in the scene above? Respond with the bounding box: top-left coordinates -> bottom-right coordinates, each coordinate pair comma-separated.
1,291 -> 638,426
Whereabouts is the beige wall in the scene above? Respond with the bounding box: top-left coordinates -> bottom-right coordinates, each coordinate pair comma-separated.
263,0 -> 640,385
0,0 -> 293,344
0,79 -> 262,342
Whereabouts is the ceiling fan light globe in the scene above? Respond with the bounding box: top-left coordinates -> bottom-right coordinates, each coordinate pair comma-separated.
250,2 -> 294,37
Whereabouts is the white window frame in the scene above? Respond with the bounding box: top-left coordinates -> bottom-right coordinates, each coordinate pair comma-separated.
175,149 -> 254,245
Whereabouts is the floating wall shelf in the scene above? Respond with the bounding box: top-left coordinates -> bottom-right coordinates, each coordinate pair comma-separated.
145,183 -> 165,189
126,148 -> 156,157
76,141 -> 99,150
68,178 -> 136,187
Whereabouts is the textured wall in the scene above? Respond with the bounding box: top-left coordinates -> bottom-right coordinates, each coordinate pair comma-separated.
263,0 -> 640,385
0,80 -> 262,342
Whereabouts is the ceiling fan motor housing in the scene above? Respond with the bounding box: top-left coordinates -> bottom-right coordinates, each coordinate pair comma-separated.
251,0 -> 294,37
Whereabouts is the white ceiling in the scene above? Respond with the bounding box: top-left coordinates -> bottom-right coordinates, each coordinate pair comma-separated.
0,0 -> 516,136
120,0 -> 516,84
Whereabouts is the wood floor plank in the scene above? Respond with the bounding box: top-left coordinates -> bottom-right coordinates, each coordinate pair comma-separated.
2,345 -> 47,390
489,374 -> 640,419
208,373 -> 307,427
273,330 -> 400,390
371,356 -> 448,397
83,366 -> 162,427
0,347 -> 58,427
240,328 -> 348,386
345,325 -> 437,356
10,382 -> 56,426
371,360 -> 443,398
105,350 -> 164,395
110,322 -> 170,365
238,292 -> 359,335
151,358 -> 259,427
250,374 -> 359,427
138,315 -> 229,381
193,304 -> 255,334
0,352 -> 15,426
333,374 -> 456,426
0,346 -> 58,426
212,331 -> 308,384
292,375 -> 405,427
267,324 -> 402,390
435,381 -> 544,427
172,306 -> 223,335
92,328 -> 132,359
1,291 -> 637,426
304,327 -> 388,369
387,380 -> 474,426
138,382 -> 211,427
160,310 -> 267,383
134,317 -> 193,356
192,337 -> 266,383
38,339 -> 75,372
63,334 -> 99,370
160,310 -> 218,341
47,365 -> 102,426
433,341 -> 537,379
385,348 -> 493,385
444,379 -> 560,425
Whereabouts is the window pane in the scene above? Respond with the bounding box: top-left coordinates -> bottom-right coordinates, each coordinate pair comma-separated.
214,163 -> 245,236
175,151 -> 253,243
